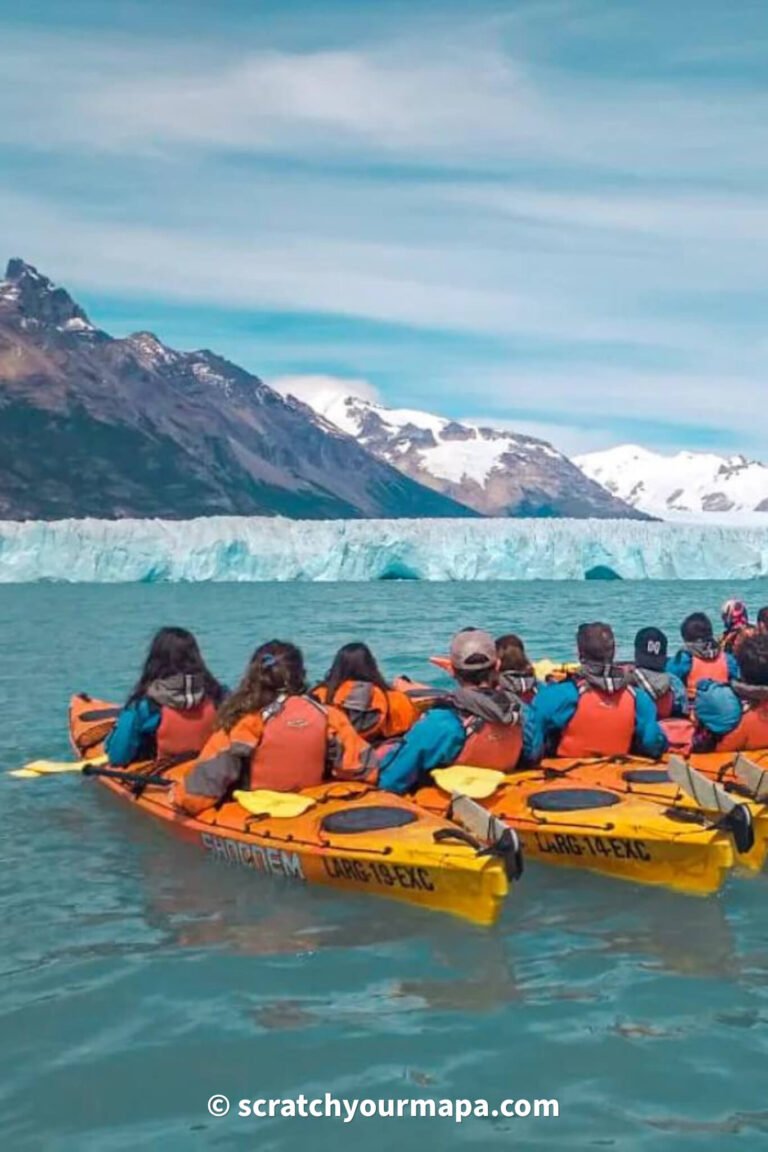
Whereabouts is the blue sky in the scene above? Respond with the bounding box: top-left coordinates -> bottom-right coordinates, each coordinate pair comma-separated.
1,0 -> 767,456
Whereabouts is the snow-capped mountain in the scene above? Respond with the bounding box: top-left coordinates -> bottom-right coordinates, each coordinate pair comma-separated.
288,391 -> 646,519
576,444 -> 768,522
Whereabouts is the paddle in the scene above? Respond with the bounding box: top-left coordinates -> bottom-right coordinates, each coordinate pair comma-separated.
233,789 -> 317,818
9,754 -> 109,779
81,763 -> 173,787
431,765 -> 505,800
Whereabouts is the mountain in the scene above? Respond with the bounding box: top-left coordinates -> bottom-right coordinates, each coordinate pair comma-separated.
290,392 -> 647,519
575,444 -> 768,521
0,260 -> 474,520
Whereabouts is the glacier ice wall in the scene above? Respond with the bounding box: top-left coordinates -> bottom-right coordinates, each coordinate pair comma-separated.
1,517 -> 768,582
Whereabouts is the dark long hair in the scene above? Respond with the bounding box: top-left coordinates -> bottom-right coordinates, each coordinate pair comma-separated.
127,626 -> 225,706
495,633 -> 534,675
216,640 -> 307,731
322,642 -> 391,704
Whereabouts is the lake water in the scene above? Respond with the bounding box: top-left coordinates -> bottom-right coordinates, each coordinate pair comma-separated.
2,580 -> 768,1150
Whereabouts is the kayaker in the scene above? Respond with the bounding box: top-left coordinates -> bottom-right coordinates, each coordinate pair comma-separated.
311,642 -> 418,740
692,632 -> 768,752
174,640 -> 378,815
721,599 -> 753,655
105,626 -> 226,767
376,628 -> 525,794
628,627 -> 687,719
667,612 -> 739,698
495,633 -> 538,703
526,622 -> 668,761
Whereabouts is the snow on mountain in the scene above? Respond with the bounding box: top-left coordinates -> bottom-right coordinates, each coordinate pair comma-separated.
576,444 -> 768,522
285,390 -> 645,520
2,516 -> 768,582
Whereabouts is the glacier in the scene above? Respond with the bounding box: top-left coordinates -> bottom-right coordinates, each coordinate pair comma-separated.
2,517 -> 768,582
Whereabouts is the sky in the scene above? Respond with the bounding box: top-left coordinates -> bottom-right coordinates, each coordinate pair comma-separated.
1,0 -> 767,458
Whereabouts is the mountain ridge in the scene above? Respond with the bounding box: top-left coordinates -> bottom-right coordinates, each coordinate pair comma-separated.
576,443 -> 768,520
286,389 -> 649,520
0,259 -> 474,521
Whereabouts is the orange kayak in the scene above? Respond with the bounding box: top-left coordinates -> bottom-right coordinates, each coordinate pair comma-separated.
68,695 -> 515,926
415,767 -> 739,896
532,753 -> 768,873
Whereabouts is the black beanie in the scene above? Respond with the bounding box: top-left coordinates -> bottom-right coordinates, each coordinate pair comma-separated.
634,627 -> 668,672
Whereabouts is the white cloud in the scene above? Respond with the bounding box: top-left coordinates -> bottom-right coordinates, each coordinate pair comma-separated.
272,373 -> 380,411
1,14 -> 767,457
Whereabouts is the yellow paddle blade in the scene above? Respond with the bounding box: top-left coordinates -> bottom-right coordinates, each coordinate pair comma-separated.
11,754 -> 108,777
233,789 -> 317,819
431,765 -> 505,800
532,659 -> 577,682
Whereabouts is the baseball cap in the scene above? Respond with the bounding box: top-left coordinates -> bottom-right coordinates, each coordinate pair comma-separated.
449,628 -> 497,672
634,626 -> 668,672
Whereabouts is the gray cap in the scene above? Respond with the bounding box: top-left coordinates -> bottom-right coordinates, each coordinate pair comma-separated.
449,628 -> 497,672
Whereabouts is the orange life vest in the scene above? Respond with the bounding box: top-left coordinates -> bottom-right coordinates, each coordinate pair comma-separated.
660,717 -> 695,756
249,695 -> 329,791
557,682 -> 636,758
655,689 -> 674,720
687,651 -> 729,699
458,713 -> 523,771
156,699 -> 217,759
314,681 -> 417,740
715,701 -> 768,753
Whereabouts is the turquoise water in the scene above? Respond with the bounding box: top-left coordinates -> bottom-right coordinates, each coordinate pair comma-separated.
2,580 -> 768,1150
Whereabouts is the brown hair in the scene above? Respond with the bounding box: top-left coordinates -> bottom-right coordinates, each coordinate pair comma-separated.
577,622 -> 616,664
735,633 -> 768,685
495,633 -> 533,675
216,640 -> 307,731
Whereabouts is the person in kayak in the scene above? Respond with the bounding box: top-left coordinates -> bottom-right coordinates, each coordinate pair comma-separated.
376,628 -> 525,794
667,612 -> 739,699
721,599 -> 753,655
105,626 -> 226,767
311,642 -> 418,741
174,640 -> 378,815
691,632 -> 768,752
628,627 -> 687,719
526,622 -> 668,761
495,633 -> 538,703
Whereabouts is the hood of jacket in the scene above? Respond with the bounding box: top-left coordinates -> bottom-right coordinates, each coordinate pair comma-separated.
500,670 -> 537,697
448,684 -> 522,726
684,639 -> 722,662
731,680 -> 768,704
578,661 -> 629,694
630,667 -> 671,700
145,673 -> 207,711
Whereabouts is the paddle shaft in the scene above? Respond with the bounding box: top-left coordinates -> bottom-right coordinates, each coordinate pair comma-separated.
82,764 -> 172,788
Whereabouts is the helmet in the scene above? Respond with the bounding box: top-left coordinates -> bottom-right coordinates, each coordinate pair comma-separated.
721,599 -> 749,630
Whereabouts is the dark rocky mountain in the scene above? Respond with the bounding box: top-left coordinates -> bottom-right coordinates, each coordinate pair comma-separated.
0,260 -> 474,520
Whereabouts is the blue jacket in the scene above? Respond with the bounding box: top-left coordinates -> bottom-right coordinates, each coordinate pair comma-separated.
525,680 -> 668,763
378,704 -> 537,795
105,698 -> 161,766
667,672 -> 689,716
667,649 -> 740,685
692,680 -> 743,736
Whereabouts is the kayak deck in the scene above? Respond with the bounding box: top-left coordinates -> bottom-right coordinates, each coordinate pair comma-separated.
417,770 -> 737,896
